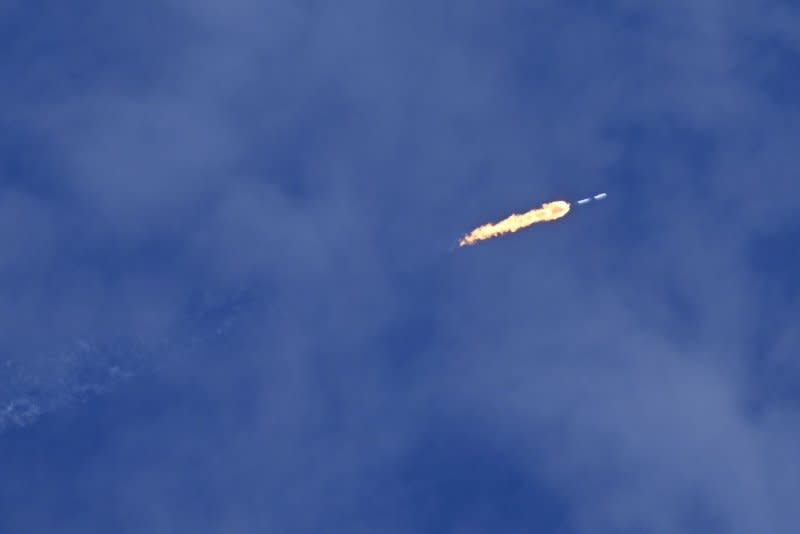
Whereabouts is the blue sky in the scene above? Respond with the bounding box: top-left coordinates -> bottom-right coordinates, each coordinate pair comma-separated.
2,1 -> 799,532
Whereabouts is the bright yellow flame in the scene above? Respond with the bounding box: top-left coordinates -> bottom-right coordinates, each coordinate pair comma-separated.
459,200 -> 571,246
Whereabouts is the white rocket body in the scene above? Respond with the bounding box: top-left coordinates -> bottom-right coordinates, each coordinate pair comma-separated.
575,193 -> 607,205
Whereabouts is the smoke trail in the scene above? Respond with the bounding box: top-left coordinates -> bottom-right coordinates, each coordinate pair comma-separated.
459,200 -> 571,246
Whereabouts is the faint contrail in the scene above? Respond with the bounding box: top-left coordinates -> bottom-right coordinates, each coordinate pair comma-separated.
459,193 -> 606,246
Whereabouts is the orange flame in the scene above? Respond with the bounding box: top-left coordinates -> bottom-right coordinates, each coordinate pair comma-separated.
459,200 -> 571,246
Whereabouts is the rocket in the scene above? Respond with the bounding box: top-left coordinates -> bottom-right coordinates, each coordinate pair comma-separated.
575,192 -> 607,205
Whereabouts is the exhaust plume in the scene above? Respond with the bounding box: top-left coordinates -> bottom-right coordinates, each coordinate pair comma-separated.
459,200 -> 571,246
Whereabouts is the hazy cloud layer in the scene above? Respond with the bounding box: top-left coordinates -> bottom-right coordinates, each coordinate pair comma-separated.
1,1 -> 799,532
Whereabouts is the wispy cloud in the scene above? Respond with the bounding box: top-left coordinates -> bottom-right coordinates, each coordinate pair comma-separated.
1,1 -> 799,532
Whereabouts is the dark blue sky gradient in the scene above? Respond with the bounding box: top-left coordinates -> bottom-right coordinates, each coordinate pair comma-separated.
2,1 -> 800,532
